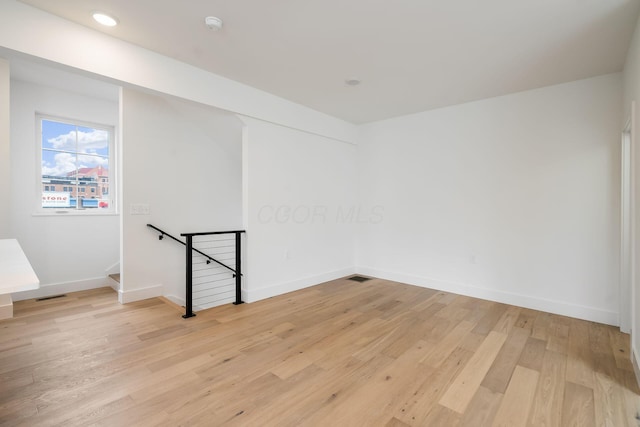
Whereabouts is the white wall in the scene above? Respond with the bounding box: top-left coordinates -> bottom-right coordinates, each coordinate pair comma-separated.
622,13 -> 640,372
242,117 -> 356,301
357,73 -> 622,325
0,58 -> 9,238
9,78 -> 119,295
120,88 -> 243,303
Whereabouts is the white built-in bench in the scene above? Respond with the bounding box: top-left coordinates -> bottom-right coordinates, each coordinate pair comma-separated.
0,239 -> 40,319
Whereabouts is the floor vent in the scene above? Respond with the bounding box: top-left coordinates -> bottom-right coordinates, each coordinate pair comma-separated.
36,294 -> 67,301
348,276 -> 371,283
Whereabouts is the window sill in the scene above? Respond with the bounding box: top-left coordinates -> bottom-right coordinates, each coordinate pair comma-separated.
32,211 -> 119,217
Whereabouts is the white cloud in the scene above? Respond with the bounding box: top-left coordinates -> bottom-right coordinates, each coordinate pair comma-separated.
42,153 -> 109,177
42,152 -> 76,176
47,129 -> 109,152
78,155 -> 109,168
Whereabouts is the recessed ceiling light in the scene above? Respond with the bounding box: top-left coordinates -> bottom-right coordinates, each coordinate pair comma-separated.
205,16 -> 223,31
345,78 -> 361,86
92,12 -> 118,27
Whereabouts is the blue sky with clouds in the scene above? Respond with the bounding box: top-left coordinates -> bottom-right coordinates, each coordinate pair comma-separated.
41,119 -> 109,177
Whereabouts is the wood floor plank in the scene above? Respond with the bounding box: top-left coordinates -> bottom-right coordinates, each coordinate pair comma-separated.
622,377 -> 640,426
394,346 -> 473,425
459,386 -> 502,427
307,340 -> 434,425
527,350 -> 567,427
237,354 -> 395,426
531,312 -> 552,341
492,306 -> 521,335
385,417 -> 412,427
0,280 -> 637,426
270,348 -> 325,380
565,318 -> 595,388
481,326 -> 530,393
472,303 -> 508,336
439,331 -> 507,413
420,320 -> 475,367
518,336 -> 547,371
561,381 -> 595,427
609,328 -> 635,372
434,295 -> 471,323
514,309 -> 538,331
421,404 -> 461,426
492,365 -> 539,427
593,372 -> 628,427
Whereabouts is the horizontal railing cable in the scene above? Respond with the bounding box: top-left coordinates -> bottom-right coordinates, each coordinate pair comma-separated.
147,224 -> 246,318
181,230 -> 246,318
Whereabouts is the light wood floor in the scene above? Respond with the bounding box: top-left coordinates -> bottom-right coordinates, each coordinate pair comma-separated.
1,277 -> 639,426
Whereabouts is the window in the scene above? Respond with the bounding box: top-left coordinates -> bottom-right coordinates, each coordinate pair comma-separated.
38,115 -> 115,213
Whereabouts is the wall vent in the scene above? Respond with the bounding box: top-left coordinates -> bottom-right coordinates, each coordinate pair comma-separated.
36,294 -> 67,301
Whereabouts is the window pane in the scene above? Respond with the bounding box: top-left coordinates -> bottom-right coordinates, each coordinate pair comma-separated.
41,118 -> 111,210
76,125 -> 109,156
42,149 -> 76,177
42,120 -> 77,151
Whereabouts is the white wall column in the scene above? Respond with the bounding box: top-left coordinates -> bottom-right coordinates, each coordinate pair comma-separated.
0,58 -> 10,238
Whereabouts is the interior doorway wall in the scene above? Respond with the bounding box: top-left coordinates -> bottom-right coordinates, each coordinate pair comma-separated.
621,102 -> 635,334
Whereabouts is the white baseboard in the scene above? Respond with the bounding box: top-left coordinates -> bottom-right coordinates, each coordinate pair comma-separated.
12,277 -> 111,302
107,276 -> 120,292
356,266 -> 618,326
104,261 -> 120,276
245,266 -> 356,303
164,294 -> 184,307
118,284 -> 163,304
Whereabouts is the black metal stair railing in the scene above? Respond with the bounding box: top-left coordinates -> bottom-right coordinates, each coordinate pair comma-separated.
147,224 -> 246,318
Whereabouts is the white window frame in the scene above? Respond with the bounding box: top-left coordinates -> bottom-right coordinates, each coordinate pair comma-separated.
35,113 -> 117,215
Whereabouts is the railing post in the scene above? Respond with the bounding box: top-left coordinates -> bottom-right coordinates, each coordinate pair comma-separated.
183,235 -> 196,318
233,231 -> 244,305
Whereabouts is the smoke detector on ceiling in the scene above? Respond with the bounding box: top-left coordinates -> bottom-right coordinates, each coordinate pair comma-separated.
205,16 -> 223,31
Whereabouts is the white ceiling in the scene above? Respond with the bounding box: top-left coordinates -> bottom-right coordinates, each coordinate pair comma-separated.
17,0 -> 640,124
